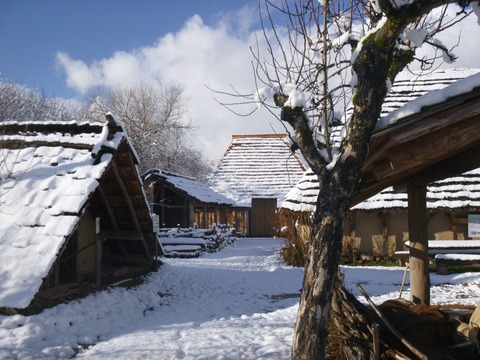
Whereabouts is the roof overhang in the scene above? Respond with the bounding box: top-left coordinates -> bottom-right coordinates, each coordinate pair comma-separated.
351,87 -> 480,206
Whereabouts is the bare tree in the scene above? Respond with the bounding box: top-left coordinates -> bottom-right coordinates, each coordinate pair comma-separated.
83,82 -> 212,179
0,79 -> 78,123
241,1 -> 479,359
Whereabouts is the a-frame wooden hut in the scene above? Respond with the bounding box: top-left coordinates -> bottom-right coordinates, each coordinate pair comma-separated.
0,114 -> 157,314
209,134 -> 306,236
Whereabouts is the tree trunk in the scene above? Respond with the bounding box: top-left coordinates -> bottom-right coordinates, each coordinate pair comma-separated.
407,183 -> 430,305
291,173 -> 351,359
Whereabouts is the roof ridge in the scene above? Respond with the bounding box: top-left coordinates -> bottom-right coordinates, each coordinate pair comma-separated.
231,134 -> 287,139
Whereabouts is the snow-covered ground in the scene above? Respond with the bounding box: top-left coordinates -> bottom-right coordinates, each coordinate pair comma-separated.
2,237 -> 480,360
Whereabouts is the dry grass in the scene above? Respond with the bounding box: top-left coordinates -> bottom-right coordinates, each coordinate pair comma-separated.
276,209 -> 311,267
276,210 -> 363,267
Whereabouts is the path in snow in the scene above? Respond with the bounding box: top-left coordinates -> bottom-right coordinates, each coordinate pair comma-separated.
0,238 -> 303,359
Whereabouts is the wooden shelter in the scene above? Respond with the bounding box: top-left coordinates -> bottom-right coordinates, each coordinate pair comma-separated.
142,169 -> 234,229
351,68 -> 480,206
355,68 -> 480,303
209,134 -> 306,236
281,68 -> 480,253
0,114 -> 157,313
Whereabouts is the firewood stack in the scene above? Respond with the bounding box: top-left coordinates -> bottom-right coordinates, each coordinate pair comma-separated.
328,279 -> 472,359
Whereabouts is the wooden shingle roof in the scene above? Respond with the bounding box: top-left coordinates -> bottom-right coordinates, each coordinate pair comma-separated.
208,134 -> 306,207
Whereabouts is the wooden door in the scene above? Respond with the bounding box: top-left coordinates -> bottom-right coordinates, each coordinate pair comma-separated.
250,198 -> 277,237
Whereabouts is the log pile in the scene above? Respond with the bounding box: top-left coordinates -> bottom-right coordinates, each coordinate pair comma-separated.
329,279 -> 478,359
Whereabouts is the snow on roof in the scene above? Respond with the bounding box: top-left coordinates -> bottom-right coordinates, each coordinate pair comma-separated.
143,169 -> 235,205
282,68 -> 480,213
208,134 -> 306,207
354,167 -> 480,211
282,167 -> 480,213
0,117 -> 127,309
377,68 -> 480,128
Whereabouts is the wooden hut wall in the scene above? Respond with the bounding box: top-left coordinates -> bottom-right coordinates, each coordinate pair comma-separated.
343,210 -> 471,257
192,206 -> 232,229
228,209 -> 249,235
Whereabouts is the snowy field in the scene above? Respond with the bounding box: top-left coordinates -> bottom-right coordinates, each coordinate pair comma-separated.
2,237 -> 480,359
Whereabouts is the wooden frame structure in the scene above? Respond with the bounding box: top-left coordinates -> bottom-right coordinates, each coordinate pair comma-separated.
142,169 -> 234,230
351,77 -> 480,304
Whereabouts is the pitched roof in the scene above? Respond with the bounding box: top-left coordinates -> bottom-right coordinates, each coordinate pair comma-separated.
209,134 -> 306,207
0,114 -> 145,309
378,68 -> 480,120
143,169 -> 234,205
377,68 -> 480,129
283,162 -> 480,214
282,68 -> 480,213
353,168 -> 480,212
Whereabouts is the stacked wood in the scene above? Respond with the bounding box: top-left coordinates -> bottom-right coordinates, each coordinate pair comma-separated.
330,281 -> 377,359
329,279 -> 470,359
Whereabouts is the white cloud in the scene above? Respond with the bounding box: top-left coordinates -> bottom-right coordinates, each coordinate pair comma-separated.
56,13 -> 283,163
55,5 -> 480,163
413,5 -> 480,70
55,52 -> 103,93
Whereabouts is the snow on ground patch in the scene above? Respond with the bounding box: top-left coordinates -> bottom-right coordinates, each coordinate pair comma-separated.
2,238 -> 480,359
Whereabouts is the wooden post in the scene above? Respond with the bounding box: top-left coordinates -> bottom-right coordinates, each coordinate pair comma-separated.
188,203 -> 194,228
407,183 -> 430,305
203,206 -> 207,228
160,187 -> 165,227
95,217 -> 102,287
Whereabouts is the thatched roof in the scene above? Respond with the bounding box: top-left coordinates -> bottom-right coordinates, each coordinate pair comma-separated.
281,68 -> 480,213
209,134 -> 306,207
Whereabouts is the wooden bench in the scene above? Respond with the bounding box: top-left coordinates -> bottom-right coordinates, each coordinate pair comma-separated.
396,240 -> 480,275
159,237 -> 207,258
435,254 -> 480,275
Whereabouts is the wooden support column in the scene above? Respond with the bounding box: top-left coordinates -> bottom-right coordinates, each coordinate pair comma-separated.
160,186 -> 165,227
188,203 -> 194,228
95,218 -> 102,287
408,183 -> 430,305
202,206 -> 207,228
381,212 -> 388,258
111,162 -> 151,259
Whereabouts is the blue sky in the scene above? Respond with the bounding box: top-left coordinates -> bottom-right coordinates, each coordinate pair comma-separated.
0,1 -> 256,99
1,1 -> 479,161
0,0 -> 273,160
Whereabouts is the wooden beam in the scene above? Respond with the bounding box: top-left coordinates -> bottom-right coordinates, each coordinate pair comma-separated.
111,162 -> 151,259
352,137 -> 480,207
96,233 -> 102,287
408,143 -> 480,186
384,114 -> 480,180
97,185 -> 130,258
97,185 -> 119,230
361,97 -> 478,170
